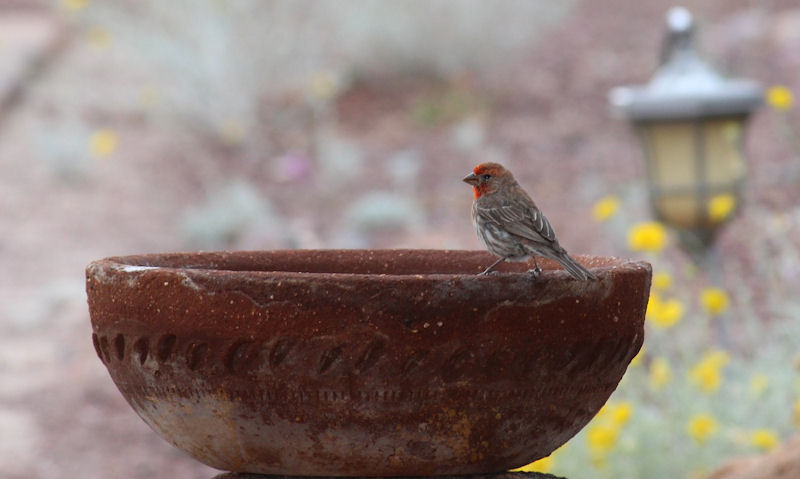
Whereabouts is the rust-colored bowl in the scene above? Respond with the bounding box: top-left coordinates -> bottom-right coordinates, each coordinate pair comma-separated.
86,249 -> 650,476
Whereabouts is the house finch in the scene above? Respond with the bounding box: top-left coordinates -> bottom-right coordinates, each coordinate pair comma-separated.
463,162 -> 596,280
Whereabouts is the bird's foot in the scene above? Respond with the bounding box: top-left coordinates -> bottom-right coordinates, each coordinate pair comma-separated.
478,257 -> 507,276
478,268 -> 500,276
527,266 -> 542,279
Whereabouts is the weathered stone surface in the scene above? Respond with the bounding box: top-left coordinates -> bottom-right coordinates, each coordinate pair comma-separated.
87,249 -> 650,476
212,473 -> 568,479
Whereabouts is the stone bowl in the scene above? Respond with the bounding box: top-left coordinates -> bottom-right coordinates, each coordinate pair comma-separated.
86,249 -> 650,476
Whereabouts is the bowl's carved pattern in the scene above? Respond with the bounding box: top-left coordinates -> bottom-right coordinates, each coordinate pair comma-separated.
91,330 -> 638,388
113,333 -> 125,361
155,334 -> 177,362
355,339 -> 386,373
132,337 -> 149,365
224,340 -> 257,373
186,341 -> 209,370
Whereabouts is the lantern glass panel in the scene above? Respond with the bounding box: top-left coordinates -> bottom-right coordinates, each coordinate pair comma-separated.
703,117 -> 746,188
638,116 -> 746,230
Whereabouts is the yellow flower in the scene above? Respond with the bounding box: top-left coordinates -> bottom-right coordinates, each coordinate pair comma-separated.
219,118 -> 247,145
60,0 -> 90,11
749,374 -> 769,396
654,298 -> 684,329
689,350 -> 730,394
766,85 -> 794,111
595,401 -> 632,425
793,399 -> 800,426
595,403 -> 609,420
750,429 -> 779,451
586,402 -> 631,466
629,346 -> 645,367
309,70 -> 340,102
701,288 -> 730,316
646,292 -> 684,329
86,26 -> 113,49
512,445 -> 565,473
513,455 -> 553,473
592,195 -> 620,222
611,402 -> 633,426
587,424 -> 619,453
89,129 -> 118,158
652,271 -> 673,291
708,193 -> 737,223
687,413 -> 717,444
646,291 -> 661,314
628,221 -> 667,252
649,357 -> 672,390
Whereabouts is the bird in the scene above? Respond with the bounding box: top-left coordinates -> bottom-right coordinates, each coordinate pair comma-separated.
462,162 -> 596,280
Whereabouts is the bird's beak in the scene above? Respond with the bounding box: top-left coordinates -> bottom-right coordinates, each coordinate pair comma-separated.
462,173 -> 479,186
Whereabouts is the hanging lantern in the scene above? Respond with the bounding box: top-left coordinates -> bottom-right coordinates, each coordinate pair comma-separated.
609,7 -> 762,252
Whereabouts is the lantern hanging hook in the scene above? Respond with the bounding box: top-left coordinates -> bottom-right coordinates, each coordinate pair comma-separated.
661,6 -> 695,65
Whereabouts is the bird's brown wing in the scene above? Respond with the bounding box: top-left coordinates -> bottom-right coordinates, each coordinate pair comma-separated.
475,197 -> 558,245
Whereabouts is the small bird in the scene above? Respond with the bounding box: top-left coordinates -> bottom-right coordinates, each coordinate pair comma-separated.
463,162 -> 596,280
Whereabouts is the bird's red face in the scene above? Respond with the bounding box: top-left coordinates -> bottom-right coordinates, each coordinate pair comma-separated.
462,163 -> 508,198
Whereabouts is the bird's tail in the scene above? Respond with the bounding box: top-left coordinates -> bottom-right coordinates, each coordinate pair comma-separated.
554,251 -> 596,281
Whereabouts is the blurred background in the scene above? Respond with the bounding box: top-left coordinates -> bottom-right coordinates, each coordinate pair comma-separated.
1,0 -> 799,478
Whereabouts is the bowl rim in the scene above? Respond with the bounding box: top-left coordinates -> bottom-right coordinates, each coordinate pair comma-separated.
88,248 -> 650,281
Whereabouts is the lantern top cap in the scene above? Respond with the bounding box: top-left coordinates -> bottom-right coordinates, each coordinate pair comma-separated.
666,6 -> 692,33
609,6 -> 762,121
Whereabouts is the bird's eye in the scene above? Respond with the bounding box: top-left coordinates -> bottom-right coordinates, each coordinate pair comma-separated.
481,174 -> 492,181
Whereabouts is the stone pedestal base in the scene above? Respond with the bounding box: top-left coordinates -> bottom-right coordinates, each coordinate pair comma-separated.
212,473 -> 566,479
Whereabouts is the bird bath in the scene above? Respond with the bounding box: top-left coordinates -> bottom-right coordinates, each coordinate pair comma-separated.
86,249 -> 650,476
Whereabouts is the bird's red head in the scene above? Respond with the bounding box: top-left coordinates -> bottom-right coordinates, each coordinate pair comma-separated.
463,162 -> 512,198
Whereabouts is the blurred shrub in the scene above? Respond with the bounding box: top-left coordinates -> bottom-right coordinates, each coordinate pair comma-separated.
59,0 -> 574,140
180,180 -> 281,248
344,191 -> 424,232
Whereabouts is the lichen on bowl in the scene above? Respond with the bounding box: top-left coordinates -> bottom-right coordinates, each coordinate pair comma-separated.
86,249 -> 650,476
